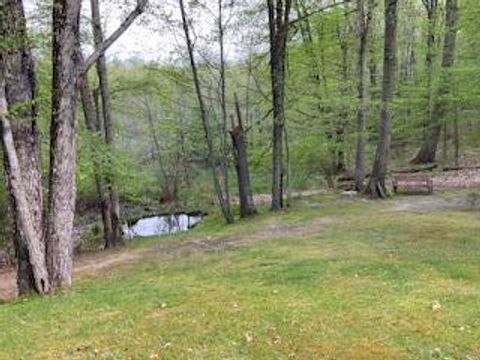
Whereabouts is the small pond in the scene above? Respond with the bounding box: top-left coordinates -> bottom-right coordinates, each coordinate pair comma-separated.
123,212 -> 202,238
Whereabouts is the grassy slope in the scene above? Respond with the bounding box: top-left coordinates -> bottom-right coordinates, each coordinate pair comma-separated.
0,194 -> 479,360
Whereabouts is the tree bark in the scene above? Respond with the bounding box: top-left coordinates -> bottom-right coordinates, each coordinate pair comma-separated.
453,105 -> 459,166
442,120 -> 448,163
0,65 -> 50,294
90,0 -> 122,247
400,0 -> 417,80
411,0 -> 438,161
218,0 -> 231,209
412,0 -> 458,164
179,0 -> 234,224
354,0 -> 374,191
364,0 -> 398,198
368,11 -> 378,88
335,5 -> 350,174
267,0 -> 292,211
46,0 -> 82,289
424,0 -> 438,138
230,94 -> 256,218
1,0 -> 45,295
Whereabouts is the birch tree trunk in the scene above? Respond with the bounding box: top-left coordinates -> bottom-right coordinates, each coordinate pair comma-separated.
365,0 -> 398,198
46,0 -> 82,289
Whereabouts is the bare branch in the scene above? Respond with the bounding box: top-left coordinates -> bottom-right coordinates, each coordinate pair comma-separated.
83,0 -> 148,72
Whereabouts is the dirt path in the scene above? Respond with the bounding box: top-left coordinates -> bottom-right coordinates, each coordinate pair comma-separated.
0,249 -> 152,301
389,195 -> 471,212
432,168 -> 480,189
235,189 -> 327,205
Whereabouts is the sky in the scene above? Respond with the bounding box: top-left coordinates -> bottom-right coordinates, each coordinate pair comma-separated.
24,0 -> 176,62
24,0 -> 264,65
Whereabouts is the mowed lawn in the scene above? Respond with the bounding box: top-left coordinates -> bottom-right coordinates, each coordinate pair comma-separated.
1,194 -> 479,359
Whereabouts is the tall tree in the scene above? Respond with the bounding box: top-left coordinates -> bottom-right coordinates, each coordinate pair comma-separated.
364,0 -> 398,198
400,0 -> 417,80
267,0 -> 292,211
47,0 -> 147,289
411,0 -> 438,162
179,0 -> 234,224
0,0 -> 46,294
218,0 -> 231,210
90,0 -> 122,248
412,0 -> 458,163
354,0 -> 374,191
334,4 -> 351,174
230,93 -> 257,218
46,0 -> 83,289
78,63 -> 115,251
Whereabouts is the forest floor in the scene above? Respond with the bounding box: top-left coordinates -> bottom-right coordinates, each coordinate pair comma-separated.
1,188 -> 480,359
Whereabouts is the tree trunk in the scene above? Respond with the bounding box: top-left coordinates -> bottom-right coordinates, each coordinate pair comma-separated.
218,0 -> 231,209
400,0 -> 417,80
425,0 -> 437,115
411,0 -> 438,161
230,94 -> 256,218
90,0 -> 122,247
1,0 -> 45,295
46,0 -> 82,289
179,0 -> 234,224
364,0 -> 398,198
335,5 -> 350,174
0,66 -> 50,294
354,0 -> 373,191
453,106 -> 459,166
284,124 -> 291,207
412,0 -> 458,164
442,121 -> 448,163
368,12 -> 378,88
268,0 -> 292,211
78,61 -> 115,249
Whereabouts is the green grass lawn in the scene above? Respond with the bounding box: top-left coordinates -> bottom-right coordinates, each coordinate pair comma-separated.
1,193 -> 479,359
